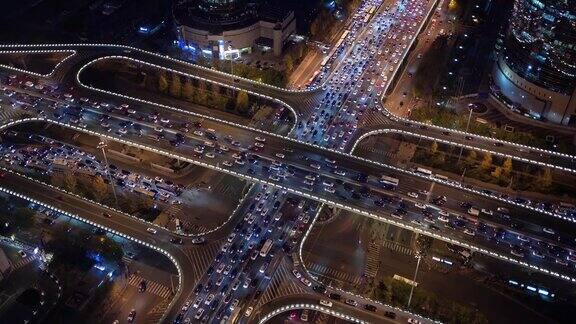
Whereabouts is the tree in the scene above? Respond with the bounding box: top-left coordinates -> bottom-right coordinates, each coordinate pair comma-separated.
170,73 -> 181,98
91,175 -> 109,203
538,168 -> 553,188
465,150 -> 477,166
182,78 -> 194,100
310,19 -> 319,37
502,157 -> 513,176
158,71 -> 169,93
63,170 -> 77,192
236,90 -> 250,113
9,207 -> 34,229
430,141 -> 438,155
283,53 -> 294,73
479,152 -> 492,171
491,166 -> 502,179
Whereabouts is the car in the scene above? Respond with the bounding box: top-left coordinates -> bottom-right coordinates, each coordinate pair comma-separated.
230,299 -> 240,311
292,269 -> 301,278
127,309 -> 136,322
204,294 -> 215,305
170,237 -> 183,244
384,311 -> 396,318
408,192 -> 418,198
414,202 -> 426,209
18,250 -> 27,258
543,227 -> 556,235
364,304 -> 377,312
345,298 -> 358,307
300,277 -> 312,286
102,212 -> 111,218
146,227 -> 157,234
192,237 -> 206,244
244,306 -> 254,317
194,308 -> 204,320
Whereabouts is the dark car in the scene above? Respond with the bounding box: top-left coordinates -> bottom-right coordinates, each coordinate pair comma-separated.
329,293 -> 341,301
364,304 -> 377,312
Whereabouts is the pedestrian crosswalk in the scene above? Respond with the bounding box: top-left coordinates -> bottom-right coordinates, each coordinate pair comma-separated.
12,255 -> 38,270
382,240 -> 414,255
365,241 -> 381,278
257,261 -> 307,308
127,274 -> 172,299
146,298 -> 171,324
186,242 -> 221,280
307,263 -> 361,286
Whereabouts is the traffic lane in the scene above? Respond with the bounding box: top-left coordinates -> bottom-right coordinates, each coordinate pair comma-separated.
389,122 -> 576,171
5,114 -> 569,256
4,115 -> 572,264
0,171 -> 196,321
435,185 -> 576,245
251,293 -> 406,324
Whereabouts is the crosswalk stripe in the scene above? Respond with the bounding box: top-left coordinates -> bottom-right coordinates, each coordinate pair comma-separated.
12,255 -> 37,269
127,274 -> 171,298
382,240 -> 414,255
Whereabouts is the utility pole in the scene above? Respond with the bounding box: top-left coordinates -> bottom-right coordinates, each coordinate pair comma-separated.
407,254 -> 422,309
98,140 -> 118,207
457,107 -> 474,164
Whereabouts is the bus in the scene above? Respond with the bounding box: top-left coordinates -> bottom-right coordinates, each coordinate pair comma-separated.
414,167 -> 432,176
260,239 -> 273,257
380,175 -> 399,187
432,174 -> 449,181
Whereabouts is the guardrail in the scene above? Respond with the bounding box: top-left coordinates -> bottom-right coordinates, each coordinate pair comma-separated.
0,49 -> 76,78
2,117 -> 574,283
352,128 -> 576,174
76,55 -> 298,136
0,185 -> 183,324
258,303 -> 367,324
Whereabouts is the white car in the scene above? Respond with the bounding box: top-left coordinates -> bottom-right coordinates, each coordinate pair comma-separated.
292,269 -> 301,278
414,202 -> 426,209
407,192 -> 418,198
244,306 -> 254,317
146,227 -> 157,234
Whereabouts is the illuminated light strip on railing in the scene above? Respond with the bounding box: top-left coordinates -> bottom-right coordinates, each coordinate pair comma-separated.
0,49 -> 76,78
0,43 -> 317,93
367,0 -> 576,162
73,57 -> 574,221
0,122 -> 254,238
1,41 -> 574,161
0,186 -> 182,324
258,303 -> 368,324
298,204 -> 438,324
2,117 -> 574,282
76,55 -> 298,136
352,128 -> 576,174
0,164 -> 253,238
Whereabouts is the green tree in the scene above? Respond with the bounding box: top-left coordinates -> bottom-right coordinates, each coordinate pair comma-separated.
63,170 -> 77,192
430,141 -> 438,155
465,150 -> 477,166
158,71 -> 168,93
491,166 -> 502,179
236,90 -> 250,113
283,53 -> 294,73
502,157 -> 513,177
9,208 -> 34,229
170,73 -> 182,98
182,78 -> 194,100
91,175 -> 109,203
479,152 -> 492,171
538,168 -> 553,188
310,19 -> 319,37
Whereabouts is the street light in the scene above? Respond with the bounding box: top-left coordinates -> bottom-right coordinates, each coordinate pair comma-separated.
97,140 -> 118,207
456,105 -> 474,164
407,253 -> 422,309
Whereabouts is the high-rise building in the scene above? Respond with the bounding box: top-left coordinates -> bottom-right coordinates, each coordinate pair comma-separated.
173,0 -> 295,58
492,0 -> 576,124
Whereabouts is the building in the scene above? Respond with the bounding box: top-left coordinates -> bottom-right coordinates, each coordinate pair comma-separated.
173,0 -> 296,58
492,0 -> 576,125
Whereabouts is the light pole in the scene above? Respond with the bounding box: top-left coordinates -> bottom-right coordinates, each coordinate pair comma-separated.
97,140 -> 118,207
407,253 -> 422,309
456,105 -> 474,164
